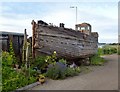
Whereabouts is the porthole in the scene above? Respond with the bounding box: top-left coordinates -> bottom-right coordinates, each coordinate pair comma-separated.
61,42 -> 63,44
46,40 -> 48,42
40,30 -> 43,32
51,40 -> 53,42
40,39 -> 44,41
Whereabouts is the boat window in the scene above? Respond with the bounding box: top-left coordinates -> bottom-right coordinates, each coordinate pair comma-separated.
46,40 -> 48,42
77,44 -> 82,46
88,26 -> 90,30
81,27 -> 85,30
78,27 -> 80,30
51,40 -> 53,42
40,30 -> 43,32
72,43 -> 75,45
40,39 -> 44,41
61,42 -> 63,44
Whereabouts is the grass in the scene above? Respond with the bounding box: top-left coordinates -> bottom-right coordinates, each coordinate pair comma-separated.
98,44 -> 118,56
90,55 -> 107,66
118,46 -> 120,55
80,66 -> 92,74
78,54 -> 107,74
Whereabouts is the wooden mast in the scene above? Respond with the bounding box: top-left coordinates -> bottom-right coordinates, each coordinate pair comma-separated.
31,20 -> 36,59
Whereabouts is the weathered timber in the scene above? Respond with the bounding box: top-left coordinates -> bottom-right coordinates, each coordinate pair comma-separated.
31,20 -> 99,60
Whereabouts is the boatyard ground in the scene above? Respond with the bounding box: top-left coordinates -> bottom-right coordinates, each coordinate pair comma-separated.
30,54 -> 118,90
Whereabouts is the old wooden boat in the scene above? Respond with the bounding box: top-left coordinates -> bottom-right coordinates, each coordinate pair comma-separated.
31,20 -> 98,60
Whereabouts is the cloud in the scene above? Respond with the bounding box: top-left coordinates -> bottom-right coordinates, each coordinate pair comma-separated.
0,2 -> 118,43
99,38 -> 118,43
0,14 -> 33,36
0,0 -> 119,2
41,10 -> 75,28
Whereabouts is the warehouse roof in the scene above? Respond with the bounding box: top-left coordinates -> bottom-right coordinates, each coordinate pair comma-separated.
0,31 -> 24,36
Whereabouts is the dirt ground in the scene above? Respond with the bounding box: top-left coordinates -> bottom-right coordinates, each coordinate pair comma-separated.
30,54 -> 118,90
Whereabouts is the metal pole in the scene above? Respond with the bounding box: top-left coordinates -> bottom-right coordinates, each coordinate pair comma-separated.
31,20 -> 36,59
70,6 -> 78,27
76,6 -> 77,25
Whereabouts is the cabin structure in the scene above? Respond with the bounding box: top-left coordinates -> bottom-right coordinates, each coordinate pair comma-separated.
75,23 -> 91,35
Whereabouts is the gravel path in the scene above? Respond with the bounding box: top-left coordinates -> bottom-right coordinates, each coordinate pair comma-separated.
30,54 -> 118,90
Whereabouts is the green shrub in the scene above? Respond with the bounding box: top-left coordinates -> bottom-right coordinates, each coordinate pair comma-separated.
118,49 -> 120,55
64,67 -> 79,77
111,47 -> 117,53
46,66 -> 61,79
45,51 -> 57,65
117,46 -> 120,55
103,48 -> 110,54
2,66 -> 37,92
2,51 -> 13,66
1,51 -> 37,92
32,51 -> 58,72
27,76 -> 37,84
97,48 -> 104,56
46,62 -> 66,80
33,56 -> 47,70
102,45 -> 117,55
74,67 -> 81,73
98,45 -> 118,56
9,40 -> 17,64
2,72 -> 36,92
58,58 -> 67,65
20,66 -> 38,77
46,62 -> 81,80
90,54 -> 106,65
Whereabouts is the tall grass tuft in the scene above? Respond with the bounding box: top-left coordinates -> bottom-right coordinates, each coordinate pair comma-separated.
90,54 -> 106,65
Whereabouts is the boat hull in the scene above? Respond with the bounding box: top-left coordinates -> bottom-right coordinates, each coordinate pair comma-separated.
32,20 -> 98,60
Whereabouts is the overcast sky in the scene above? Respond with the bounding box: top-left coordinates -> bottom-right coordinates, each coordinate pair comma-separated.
0,1 -> 118,43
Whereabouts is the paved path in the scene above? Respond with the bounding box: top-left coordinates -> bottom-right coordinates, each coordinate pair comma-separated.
30,54 -> 118,90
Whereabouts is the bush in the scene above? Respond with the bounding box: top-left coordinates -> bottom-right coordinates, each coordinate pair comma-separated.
46,61 -> 81,80
45,51 -> 57,65
1,51 -> 37,92
103,48 -> 110,54
117,46 -> 120,55
111,47 -> 117,53
98,45 -> 118,56
102,45 -> 117,55
118,49 -> 120,55
97,48 -> 104,56
74,67 -> 81,73
32,51 -> 58,73
2,66 -> 37,92
9,40 -> 17,64
58,58 -> 67,65
33,56 -> 47,71
20,66 -> 38,77
64,67 -> 79,77
2,71 -> 36,92
46,62 -> 67,80
90,54 -> 106,65
2,51 -> 13,66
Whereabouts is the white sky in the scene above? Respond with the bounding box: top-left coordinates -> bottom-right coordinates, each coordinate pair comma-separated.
0,1 -> 119,43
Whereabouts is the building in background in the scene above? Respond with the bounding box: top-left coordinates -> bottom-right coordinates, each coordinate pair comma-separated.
0,31 -> 24,61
